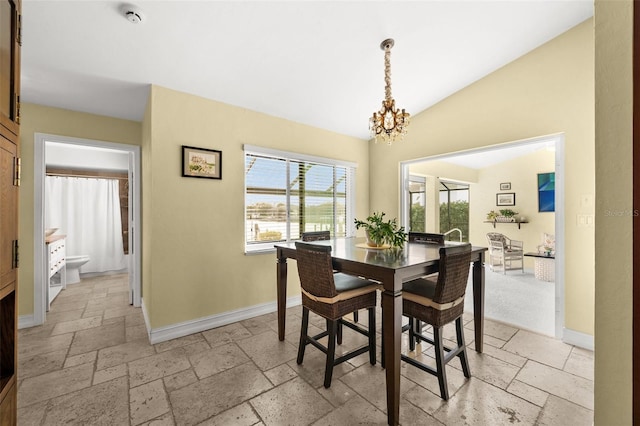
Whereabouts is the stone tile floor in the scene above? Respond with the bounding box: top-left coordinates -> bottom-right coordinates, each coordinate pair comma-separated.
17,274 -> 594,425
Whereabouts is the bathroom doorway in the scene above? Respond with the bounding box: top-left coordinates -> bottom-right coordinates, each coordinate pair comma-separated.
33,133 -> 141,325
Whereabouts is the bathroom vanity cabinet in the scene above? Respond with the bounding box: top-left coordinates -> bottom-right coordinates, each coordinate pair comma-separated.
45,235 -> 67,310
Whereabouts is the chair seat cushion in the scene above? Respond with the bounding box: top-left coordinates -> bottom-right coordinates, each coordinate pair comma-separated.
402,277 -> 437,299
334,273 -> 379,292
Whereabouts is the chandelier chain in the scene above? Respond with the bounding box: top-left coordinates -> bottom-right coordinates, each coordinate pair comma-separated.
384,47 -> 392,101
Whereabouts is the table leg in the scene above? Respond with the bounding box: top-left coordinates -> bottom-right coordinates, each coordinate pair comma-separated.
382,286 -> 402,425
277,253 -> 287,341
472,251 -> 485,353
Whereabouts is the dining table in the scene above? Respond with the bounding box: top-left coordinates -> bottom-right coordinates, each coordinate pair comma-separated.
274,237 -> 488,426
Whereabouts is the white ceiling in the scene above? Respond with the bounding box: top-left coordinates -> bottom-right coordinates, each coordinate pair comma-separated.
21,1 -> 593,140
438,138 -> 556,169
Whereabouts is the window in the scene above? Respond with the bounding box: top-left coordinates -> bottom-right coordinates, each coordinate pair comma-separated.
439,180 -> 469,242
408,175 -> 426,232
244,145 -> 356,252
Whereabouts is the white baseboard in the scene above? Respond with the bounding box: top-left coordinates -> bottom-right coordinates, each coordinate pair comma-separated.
146,295 -> 302,345
562,327 -> 594,351
18,314 -> 38,329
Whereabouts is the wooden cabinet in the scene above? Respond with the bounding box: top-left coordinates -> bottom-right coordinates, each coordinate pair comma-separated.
0,0 -> 20,135
0,0 -> 20,424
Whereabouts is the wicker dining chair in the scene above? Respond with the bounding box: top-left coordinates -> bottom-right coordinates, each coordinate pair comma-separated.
294,242 -> 379,388
408,232 -> 445,245
401,243 -> 472,400
301,230 -> 330,242
301,231 -> 360,323
405,231 -> 444,340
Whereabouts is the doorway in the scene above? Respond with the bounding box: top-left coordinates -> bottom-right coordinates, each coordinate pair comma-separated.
32,133 -> 141,326
400,133 -> 564,339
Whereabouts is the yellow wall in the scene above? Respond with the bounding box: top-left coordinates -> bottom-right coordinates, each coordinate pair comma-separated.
409,150 -> 555,268
369,19 -> 594,336
470,150 -> 556,268
18,103 -> 141,316
143,85 -> 369,328
594,0 -> 632,423
141,90 -> 153,319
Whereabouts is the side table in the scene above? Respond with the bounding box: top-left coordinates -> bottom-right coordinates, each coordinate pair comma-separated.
524,252 -> 555,282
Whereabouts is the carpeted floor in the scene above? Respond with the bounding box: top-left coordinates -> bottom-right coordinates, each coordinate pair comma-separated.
465,266 -> 555,336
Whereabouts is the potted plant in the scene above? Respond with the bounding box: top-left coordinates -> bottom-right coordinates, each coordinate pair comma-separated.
354,211 -> 407,248
499,209 -> 518,222
486,210 -> 499,222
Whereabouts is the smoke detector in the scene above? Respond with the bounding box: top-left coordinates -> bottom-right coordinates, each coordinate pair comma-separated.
122,5 -> 144,24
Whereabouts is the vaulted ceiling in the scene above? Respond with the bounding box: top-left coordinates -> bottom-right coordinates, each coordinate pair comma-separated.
21,1 -> 593,140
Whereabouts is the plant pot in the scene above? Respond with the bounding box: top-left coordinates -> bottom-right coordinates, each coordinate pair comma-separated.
365,230 -> 384,247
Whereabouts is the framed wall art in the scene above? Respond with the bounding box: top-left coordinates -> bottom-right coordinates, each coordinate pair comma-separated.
496,192 -> 515,206
537,172 -> 555,212
499,182 -> 511,190
182,146 -> 222,179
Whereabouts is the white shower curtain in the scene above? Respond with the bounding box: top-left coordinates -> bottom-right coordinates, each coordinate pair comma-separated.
45,176 -> 127,274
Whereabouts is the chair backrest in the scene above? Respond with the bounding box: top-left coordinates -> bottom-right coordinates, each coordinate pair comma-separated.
301,230 -> 330,242
486,232 -> 507,246
432,244 -> 472,304
408,232 -> 445,245
294,242 -> 337,298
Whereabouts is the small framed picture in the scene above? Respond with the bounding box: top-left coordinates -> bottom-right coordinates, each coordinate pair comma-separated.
499,182 -> 511,190
182,146 -> 222,179
496,192 -> 516,206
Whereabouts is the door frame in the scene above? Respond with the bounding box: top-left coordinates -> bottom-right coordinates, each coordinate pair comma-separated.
399,133 -> 565,339
632,0 -> 639,420
32,133 -> 141,326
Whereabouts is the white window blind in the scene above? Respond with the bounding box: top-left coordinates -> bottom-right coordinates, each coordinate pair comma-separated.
244,145 -> 356,253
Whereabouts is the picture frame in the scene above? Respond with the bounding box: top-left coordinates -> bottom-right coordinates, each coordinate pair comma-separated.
499,182 -> 511,190
182,145 -> 222,179
496,192 -> 515,206
537,172 -> 555,212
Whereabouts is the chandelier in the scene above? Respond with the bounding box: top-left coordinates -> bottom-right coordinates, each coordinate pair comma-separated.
369,38 -> 410,145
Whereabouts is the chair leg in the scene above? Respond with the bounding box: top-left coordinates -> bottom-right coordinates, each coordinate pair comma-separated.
380,322 -> 385,369
456,317 -> 471,378
368,307 -> 376,365
408,317 -> 416,352
414,320 -> 423,345
337,318 -> 343,345
324,319 -> 338,388
353,310 -> 359,323
433,326 -> 449,400
297,307 -> 309,365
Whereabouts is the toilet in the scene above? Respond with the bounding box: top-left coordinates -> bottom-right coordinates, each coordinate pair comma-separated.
65,255 -> 90,284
